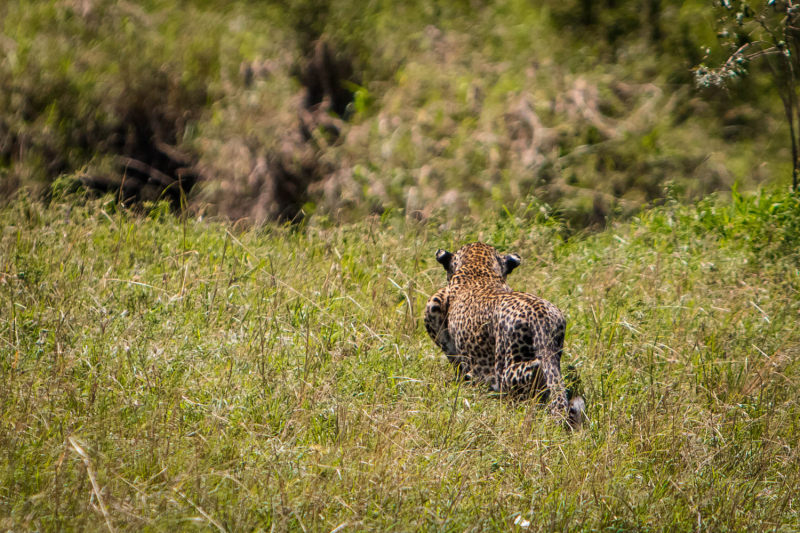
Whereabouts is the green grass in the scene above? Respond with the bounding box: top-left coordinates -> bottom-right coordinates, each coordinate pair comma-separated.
1,191 -> 799,531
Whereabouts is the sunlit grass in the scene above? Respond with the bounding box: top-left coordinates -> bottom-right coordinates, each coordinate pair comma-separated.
1,191 -> 798,531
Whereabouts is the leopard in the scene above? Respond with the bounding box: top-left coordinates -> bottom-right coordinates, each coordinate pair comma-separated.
424,242 -> 584,429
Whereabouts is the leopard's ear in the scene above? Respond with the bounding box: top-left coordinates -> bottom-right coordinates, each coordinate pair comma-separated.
502,253 -> 521,276
435,249 -> 453,270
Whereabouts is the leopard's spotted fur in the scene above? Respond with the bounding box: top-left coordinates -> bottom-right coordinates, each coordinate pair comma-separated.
424,242 -> 584,429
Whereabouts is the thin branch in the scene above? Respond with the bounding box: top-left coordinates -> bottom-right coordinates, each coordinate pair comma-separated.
744,49 -> 784,61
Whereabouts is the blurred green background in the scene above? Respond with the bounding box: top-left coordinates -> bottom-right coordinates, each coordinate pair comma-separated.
0,0 -> 792,226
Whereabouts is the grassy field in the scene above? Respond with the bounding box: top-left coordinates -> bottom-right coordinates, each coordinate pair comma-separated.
1,191 -> 799,531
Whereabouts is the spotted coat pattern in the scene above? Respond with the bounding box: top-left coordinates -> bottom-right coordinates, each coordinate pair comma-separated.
424,242 -> 583,427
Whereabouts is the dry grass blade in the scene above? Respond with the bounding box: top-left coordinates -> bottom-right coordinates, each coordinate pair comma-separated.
172,489 -> 228,533
67,437 -> 116,533
742,349 -> 796,396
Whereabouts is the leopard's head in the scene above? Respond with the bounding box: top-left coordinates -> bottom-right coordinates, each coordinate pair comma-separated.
435,242 -> 521,283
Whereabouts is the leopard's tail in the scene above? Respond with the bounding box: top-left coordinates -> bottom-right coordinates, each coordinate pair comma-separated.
541,355 -> 583,430
541,356 -> 568,415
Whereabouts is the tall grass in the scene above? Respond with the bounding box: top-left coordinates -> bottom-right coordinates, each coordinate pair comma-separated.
1,190 -> 798,531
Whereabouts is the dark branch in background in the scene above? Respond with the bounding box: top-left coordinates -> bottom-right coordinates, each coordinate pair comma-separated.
697,0 -> 800,191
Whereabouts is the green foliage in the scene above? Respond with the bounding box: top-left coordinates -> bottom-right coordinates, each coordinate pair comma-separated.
344,81 -> 373,116
0,190 -> 799,531
697,186 -> 800,258
637,185 -> 800,263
